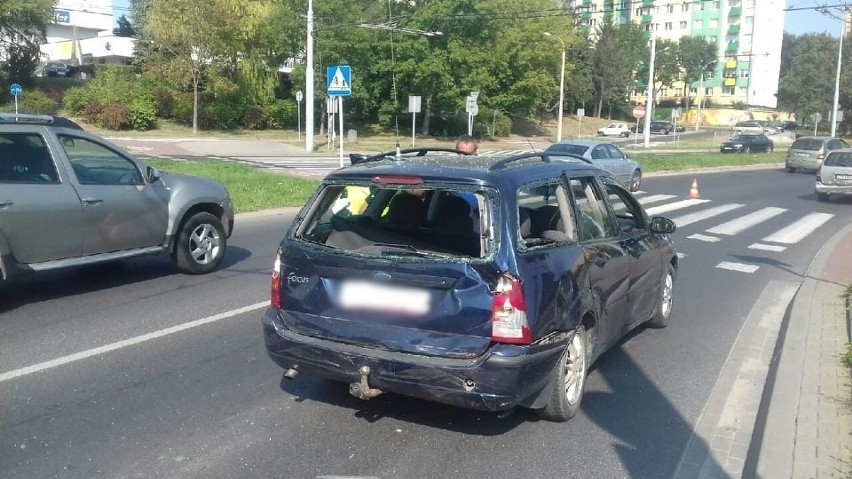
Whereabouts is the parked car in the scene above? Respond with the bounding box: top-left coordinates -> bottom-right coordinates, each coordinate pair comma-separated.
41,62 -> 70,78
719,134 -> 775,154
0,114 -> 234,282
785,136 -> 850,172
263,148 -> 678,422
596,123 -> 631,138
545,140 -> 643,191
632,120 -> 675,134
781,121 -> 800,131
731,120 -> 764,135
815,148 -> 852,201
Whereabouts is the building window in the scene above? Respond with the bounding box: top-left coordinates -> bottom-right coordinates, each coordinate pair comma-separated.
705,87 -> 714,96
709,18 -> 718,28
665,22 -> 673,30
739,87 -> 748,96
636,7 -> 642,15
739,69 -> 749,78
668,4 -> 674,13
706,70 -> 715,80
660,88 -> 669,97
745,16 -> 754,27
713,1 -> 721,9
655,23 -> 660,31
743,33 -> 752,44
675,88 -> 683,97
730,0 -> 741,6
621,1 -> 629,9
591,3 -> 597,12
695,19 -> 703,29
645,23 -> 654,32
723,87 -> 735,95
589,18 -> 597,26
643,7 -> 651,14
700,2 -> 705,10
689,87 -> 698,94
682,3 -> 689,11
680,20 -> 687,29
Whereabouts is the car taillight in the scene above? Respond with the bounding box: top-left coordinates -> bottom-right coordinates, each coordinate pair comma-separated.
816,171 -> 822,182
491,273 -> 531,345
271,250 -> 282,311
817,152 -> 825,161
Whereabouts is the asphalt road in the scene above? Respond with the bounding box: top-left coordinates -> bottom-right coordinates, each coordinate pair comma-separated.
1,167 -> 849,478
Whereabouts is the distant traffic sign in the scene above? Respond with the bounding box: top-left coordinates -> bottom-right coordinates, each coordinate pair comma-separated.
327,65 -> 351,97
9,83 -> 22,97
633,105 -> 645,120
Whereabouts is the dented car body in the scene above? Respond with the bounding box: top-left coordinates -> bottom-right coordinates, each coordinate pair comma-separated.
263,152 -> 678,421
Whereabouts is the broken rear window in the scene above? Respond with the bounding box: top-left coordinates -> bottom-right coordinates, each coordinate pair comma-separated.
296,183 -> 493,259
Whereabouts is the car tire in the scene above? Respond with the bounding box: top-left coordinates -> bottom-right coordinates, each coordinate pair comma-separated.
647,264 -> 674,328
787,165 -> 796,173
661,129 -> 669,135
743,146 -> 751,154
817,192 -> 830,202
767,145 -> 774,153
536,326 -> 588,422
629,170 -> 642,192
173,211 -> 227,275
621,132 -> 629,138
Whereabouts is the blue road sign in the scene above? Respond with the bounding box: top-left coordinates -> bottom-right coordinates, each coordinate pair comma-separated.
326,65 -> 351,97
10,83 -> 22,97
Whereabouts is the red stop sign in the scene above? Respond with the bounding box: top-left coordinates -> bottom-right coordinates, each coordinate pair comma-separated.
633,105 -> 646,120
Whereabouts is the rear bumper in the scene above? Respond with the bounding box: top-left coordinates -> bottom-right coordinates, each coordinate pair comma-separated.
262,308 -> 567,411
786,156 -> 820,170
815,182 -> 852,195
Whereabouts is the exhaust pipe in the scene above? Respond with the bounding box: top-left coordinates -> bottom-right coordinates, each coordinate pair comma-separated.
284,367 -> 299,380
349,366 -> 383,400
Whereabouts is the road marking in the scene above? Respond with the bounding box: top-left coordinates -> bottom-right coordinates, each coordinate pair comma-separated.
687,233 -> 722,243
637,194 -> 677,205
0,301 -> 268,384
716,261 -> 760,273
671,203 -> 744,228
762,212 -> 834,244
676,252 -> 687,259
749,243 -> 787,252
706,207 -> 787,236
645,199 -> 710,215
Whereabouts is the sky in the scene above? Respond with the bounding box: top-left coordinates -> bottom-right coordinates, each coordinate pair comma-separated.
109,0 -> 839,37
784,0 -> 846,36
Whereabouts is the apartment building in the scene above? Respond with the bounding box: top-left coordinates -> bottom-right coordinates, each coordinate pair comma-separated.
575,0 -> 785,108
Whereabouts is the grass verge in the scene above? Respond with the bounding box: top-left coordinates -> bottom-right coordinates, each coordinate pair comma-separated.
632,151 -> 784,173
144,158 -> 319,213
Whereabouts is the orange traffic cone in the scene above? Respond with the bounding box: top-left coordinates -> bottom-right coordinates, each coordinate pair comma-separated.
688,178 -> 700,199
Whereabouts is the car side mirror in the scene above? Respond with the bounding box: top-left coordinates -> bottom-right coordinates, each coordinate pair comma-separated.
146,166 -> 160,183
649,216 -> 676,234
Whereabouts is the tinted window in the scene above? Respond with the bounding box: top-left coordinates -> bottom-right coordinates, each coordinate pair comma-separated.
591,145 -> 607,159
827,139 -> 846,150
791,138 -> 823,151
824,152 -> 852,167
605,144 -> 625,158
59,136 -> 143,185
0,133 -> 59,183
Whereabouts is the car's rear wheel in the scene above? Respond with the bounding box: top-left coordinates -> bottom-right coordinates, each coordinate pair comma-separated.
817,192 -> 830,202
629,170 -> 642,192
173,212 -> 227,274
787,165 -> 796,173
767,145 -> 774,153
536,326 -> 588,422
647,264 -> 674,328
621,132 -> 629,138
661,128 -> 669,135
743,146 -> 751,154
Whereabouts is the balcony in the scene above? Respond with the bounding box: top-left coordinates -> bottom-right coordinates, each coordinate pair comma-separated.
642,14 -> 652,23
725,59 -> 737,69
729,6 -> 741,16
728,24 -> 740,34
642,0 -> 654,6
726,41 -> 739,53
724,77 -> 736,87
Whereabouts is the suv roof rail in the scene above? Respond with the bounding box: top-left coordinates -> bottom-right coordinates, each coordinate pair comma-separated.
350,147 -> 463,165
0,113 -> 83,130
488,151 -> 592,171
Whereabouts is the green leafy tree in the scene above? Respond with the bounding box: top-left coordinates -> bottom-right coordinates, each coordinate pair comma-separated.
777,33 -> 838,122
591,22 -> 647,117
0,0 -> 54,86
678,36 -> 718,111
113,14 -> 135,37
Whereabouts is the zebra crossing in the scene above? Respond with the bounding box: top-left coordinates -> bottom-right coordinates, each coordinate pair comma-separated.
633,191 -> 837,274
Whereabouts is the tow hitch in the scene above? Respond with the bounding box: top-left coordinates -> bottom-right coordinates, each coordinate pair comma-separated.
349,366 -> 383,400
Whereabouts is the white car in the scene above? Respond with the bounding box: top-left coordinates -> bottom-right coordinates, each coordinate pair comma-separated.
597,123 -> 631,138
816,148 -> 852,202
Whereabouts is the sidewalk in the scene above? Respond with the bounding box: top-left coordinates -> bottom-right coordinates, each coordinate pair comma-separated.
756,223 -> 852,478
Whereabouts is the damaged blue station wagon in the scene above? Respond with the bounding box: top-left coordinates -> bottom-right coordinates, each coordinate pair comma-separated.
263,149 -> 678,421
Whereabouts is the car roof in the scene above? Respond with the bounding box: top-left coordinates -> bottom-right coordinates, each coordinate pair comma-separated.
0,113 -> 83,130
795,136 -> 837,140
547,140 -> 603,148
325,153 -> 608,188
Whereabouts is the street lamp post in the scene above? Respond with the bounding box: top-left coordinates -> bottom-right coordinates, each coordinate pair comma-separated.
831,19 -> 845,137
643,37 -> 657,148
543,32 -> 566,142
305,0 -> 314,153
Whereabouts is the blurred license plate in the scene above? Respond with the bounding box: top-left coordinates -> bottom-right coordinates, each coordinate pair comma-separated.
339,280 -> 429,315
835,174 -> 852,180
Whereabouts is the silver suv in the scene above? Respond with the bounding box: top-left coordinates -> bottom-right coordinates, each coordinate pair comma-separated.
786,136 -> 849,172
0,114 -> 234,281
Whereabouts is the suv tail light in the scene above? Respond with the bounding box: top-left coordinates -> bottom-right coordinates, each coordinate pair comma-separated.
491,273 -> 531,345
817,150 -> 825,162
271,250 -> 282,311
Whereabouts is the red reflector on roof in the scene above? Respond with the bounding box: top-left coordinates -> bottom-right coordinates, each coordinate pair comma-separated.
371,175 -> 424,185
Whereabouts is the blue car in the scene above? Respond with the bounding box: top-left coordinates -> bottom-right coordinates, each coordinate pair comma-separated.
263,150 -> 678,421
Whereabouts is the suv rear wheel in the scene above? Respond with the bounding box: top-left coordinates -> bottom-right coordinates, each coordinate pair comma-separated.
173,212 -> 227,274
536,326 -> 588,422
647,264 -> 674,328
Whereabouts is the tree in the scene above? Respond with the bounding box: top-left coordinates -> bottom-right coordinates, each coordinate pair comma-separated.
678,36 -> 718,111
113,14 -> 136,37
0,0 -> 54,86
776,33 -> 838,121
591,22 -> 646,117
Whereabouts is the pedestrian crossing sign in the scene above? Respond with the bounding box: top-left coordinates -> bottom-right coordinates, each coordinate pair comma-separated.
327,65 -> 351,96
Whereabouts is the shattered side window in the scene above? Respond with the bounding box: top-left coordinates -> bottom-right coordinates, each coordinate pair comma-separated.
297,182 -> 491,260
517,180 -> 577,249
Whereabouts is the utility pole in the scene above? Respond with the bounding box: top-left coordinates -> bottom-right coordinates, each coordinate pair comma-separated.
644,37 -> 656,148
305,0 -> 314,153
831,15 -> 845,137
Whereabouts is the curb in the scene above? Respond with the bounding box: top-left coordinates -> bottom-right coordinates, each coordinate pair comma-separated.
235,206 -> 302,220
